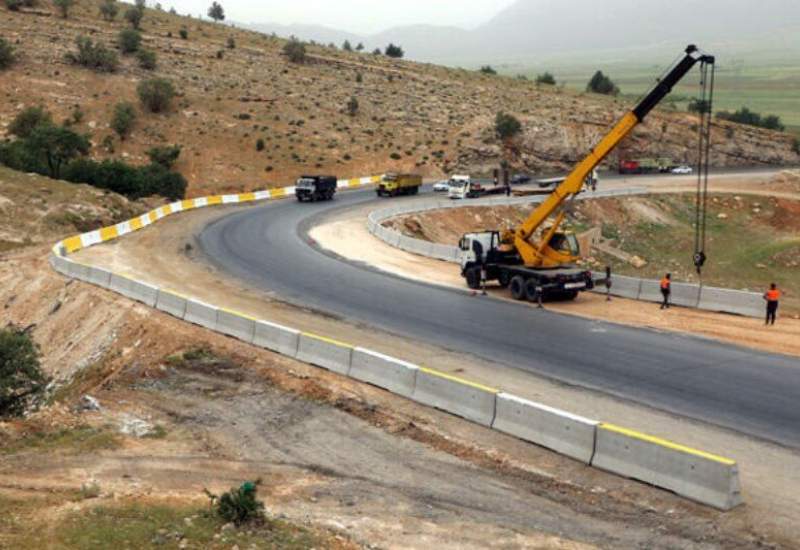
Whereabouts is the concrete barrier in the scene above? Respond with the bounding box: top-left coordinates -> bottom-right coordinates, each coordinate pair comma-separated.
350,348 -> 419,398
50,254 -> 70,276
108,274 -> 159,307
184,299 -> 219,331
698,286 -> 763,318
670,282 -> 701,309
87,266 -> 112,289
296,333 -> 353,375
217,309 -> 256,343
254,320 -> 300,357
592,423 -> 742,510
155,289 -> 188,319
67,261 -> 91,283
608,275 -> 642,300
412,368 -> 497,427
492,393 -> 599,464
638,279 -> 663,304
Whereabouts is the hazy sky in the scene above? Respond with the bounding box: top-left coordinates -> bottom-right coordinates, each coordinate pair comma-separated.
165,0 -> 517,34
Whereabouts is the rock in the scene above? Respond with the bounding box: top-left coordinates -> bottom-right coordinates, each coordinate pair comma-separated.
630,255 -> 648,268
717,213 -> 728,219
753,208 -> 761,214
80,395 -> 101,411
756,263 -> 767,269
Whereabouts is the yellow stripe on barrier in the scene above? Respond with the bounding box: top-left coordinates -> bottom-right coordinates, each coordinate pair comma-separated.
99,226 -> 118,241
370,176 -> 381,183
147,210 -> 158,223
162,204 -> 173,215
219,307 -> 257,321
130,217 -> 143,231
238,192 -> 256,202
302,332 -> 354,349
207,195 -> 223,206
270,188 -> 287,199
181,199 -> 196,211
419,367 -> 499,394
600,423 -> 736,465
348,178 -> 361,188
63,236 -> 83,253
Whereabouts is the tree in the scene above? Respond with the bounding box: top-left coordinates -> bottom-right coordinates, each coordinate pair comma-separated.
479,65 -> 496,75
761,114 -> 785,131
53,0 -> 73,18
136,48 -> 157,69
111,102 -> 136,139
355,42 -> 364,52
587,70 -> 619,96
346,96 -> 358,116
0,327 -> 48,418
0,37 -> 16,71
68,36 -> 119,72
26,124 -> 89,179
283,39 -> 306,63
146,144 -> 181,167
179,27 -> 188,39
495,112 -> 522,140
716,107 -> 785,131
384,43 -> 404,58
207,1 -> 224,22
9,106 -> 52,138
342,40 -> 352,51
125,6 -> 144,29
536,72 -> 556,85
137,78 -> 176,112
118,28 -> 142,54
688,98 -> 711,113
372,48 -> 381,55
99,0 -> 118,21
226,36 -> 235,49
5,0 -> 23,11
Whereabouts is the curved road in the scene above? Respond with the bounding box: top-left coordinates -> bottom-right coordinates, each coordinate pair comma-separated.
199,186 -> 800,448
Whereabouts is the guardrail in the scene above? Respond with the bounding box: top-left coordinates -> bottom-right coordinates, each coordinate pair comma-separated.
366,188 -> 765,318
48,178 -> 743,510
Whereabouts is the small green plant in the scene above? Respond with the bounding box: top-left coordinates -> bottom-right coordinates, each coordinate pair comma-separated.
587,70 -> 619,96
346,96 -> 358,116
53,0 -> 73,18
283,39 -> 306,63
65,105 -> 84,126
179,27 -> 188,39
255,138 -> 265,151
479,65 -> 496,75
4,0 -> 23,11
342,39 -> 352,51
495,111 -> 522,140
9,106 -> 52,138
99,0 -> 118,21
384,43 -> 403,58
118,28 -> 142,54
226,36 -> 235,49
204,480 -> 265,526
1,326 -> 48,417
68,36 -> 119,72
137,78 -> 176,113
111,102 -> 136,139
355,72 -> 362,83
536,72 -> 556,85
0,36 -> 14,70
125,6 -> 144,29
146,144 -> 181,167
136,48 -> 156,70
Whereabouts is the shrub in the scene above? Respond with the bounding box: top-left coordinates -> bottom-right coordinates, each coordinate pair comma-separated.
255,138 -> 264,151
118,28 -> 142,54
125,6 -> 143,29
0,327 -> 48,418
342,40 -> 352,51
179,27 -> 188,39
99,0 -> 118,21
53,0 -> 73,18
688,98 -> 711,113
793,137 -> 800,155
136,48 -> 156,69
111,102 -> 136,139
356,42 -> 364,51
716,107 -> 786,131
479,65 -> 496,75
495,112 -> 522,140
385,43 -> 404,58
146,144 -> 181,167
226,36 -> 235,49
205,480 -> 265,526
5,0 -> 22,11
138,162 -> 186,199
536,72 -> 556,85
283,39 -> 305,63
137,78 -> 176,113
0,37 -> 14,70
346,96 -> 358,116
25,123 -> 90,178
372,48 -> 381,55
207,1 -> 224,22
68,36 -> 119,72
63,158 -> 187,200
355,72 -> 362,83
587,70 -> 619,96
9,106 -> 52,138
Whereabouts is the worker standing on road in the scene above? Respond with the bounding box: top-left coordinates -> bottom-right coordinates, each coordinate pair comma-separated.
660,273 -> 672,310
764,283 -> 781,325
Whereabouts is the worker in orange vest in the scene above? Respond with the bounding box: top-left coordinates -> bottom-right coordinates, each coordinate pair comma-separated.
764,283 -> 781,325
660,273 -> 671,310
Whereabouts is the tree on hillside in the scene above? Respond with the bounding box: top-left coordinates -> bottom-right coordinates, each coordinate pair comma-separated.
137,78 -> 176,112
100,0 -> 119,21
53,0 -> 74,18
0,37 -> 15,71
688,98 -> 711,113
283,39 -> 306,63
147,144 -> 181,168
480,65 -> 497,75
207,1 -> 224,22
356,42 -> 364,52
0,327 -> 48,418
716,107 -> 785,132
125,6 -> 144,29
342,40 -> 352,51
68,36 -> 119,72
10,106 -> 53,138
111,102 -> 136,139
495,112 -> 522,140
25,124 -> 90,179
118,28 -> 142,54
587,70 -> 619,96
536,72 -> 556,85
372,47 -> 381,55
385,43 -> 404,58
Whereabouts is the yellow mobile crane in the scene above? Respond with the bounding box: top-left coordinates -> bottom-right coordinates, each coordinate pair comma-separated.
459,45 -> 715,300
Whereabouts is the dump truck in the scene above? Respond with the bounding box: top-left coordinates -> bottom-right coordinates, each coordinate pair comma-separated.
377,173 -> 422,197
618,157 -> 675,174
295,175 -> 337,202
459,45 -> 714,301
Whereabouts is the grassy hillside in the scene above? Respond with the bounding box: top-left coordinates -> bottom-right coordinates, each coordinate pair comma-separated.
1,0 -> 798,198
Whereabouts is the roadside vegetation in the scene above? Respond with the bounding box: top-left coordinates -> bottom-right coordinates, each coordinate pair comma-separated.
0,327 -> 47,417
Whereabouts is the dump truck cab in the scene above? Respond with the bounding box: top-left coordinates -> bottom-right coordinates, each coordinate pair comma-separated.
448,175 -> 477,199
377,173 -> 422,197
295,175 -> 337,202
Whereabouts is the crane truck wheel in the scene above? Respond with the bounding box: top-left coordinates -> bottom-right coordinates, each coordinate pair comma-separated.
498,270 -> 511,288
524,279 -> 541,302
465,267 -> 482,290
509,276 -> 526,301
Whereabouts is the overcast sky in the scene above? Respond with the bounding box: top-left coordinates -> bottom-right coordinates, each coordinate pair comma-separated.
164,0 -> 517,34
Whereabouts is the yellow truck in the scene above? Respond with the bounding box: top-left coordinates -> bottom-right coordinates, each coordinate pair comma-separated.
376,173 -> 422,197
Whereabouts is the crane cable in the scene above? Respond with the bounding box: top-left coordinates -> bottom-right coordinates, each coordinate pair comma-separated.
693,58 -> 715,277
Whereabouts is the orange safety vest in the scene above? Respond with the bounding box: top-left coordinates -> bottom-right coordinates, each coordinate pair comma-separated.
660,278 -> 670,290
766,289 -> 781,302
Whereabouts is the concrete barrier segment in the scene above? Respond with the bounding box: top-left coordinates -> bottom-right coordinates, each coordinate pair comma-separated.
217,309 -> 257,344
184,299 -> 219,331
296,333 -> 353,375
492,393 -> 599,464
412,367 -> 498,427
698,286 -> 763,318
155,289 -> 188,319
350,348 -> 419,398
109,274 -> 159,307
254,320 -> 300,357
87,266 -> 112,289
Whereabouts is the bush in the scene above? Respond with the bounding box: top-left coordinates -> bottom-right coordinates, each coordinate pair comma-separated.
62,158 -> 187,199
125,6 -> 143,29
9,106 -> 52,138
716,107 -> 786,131
342,40 -> 352,51
69,36 -> 119,72
226,36 -> 235,49
136,48 -> 156,69
587,70 -> 619,96
146,144 -> 181,167
0,327 -> 48,418
688,98 -> 711,114
207,1 -> 224,22
25,123 -> 90,178
179,27 -> 188,39
111,101 -> 136,139
793,137 -> 800,155
385,43 -> 404,58
53,0 -> 73,18
205,481 -> 264,526
118,28 -> 142,54
346,96 -> 358,116
0,37 -> 14,70
255,138 -> 265,151
372,48 -> 381,55
495,112 -> 522,140
5,0 -> 22,11
283,39 -> 305,63
137,78 -> 176,113
99,0 -> 118,21
536,72 -> 556,85
479,65 -> 496,75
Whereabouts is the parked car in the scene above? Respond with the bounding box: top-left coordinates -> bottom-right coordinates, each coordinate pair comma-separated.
432,180 -> 450,192
671,165 -> 693,175
510,173 -> 531,184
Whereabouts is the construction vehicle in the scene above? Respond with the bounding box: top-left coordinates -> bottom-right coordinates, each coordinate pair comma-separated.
618,157 -> 675,174
448,175 -> 481,199
295,175 -> 337,202
459,45 -> 715,301
377,173 -> 422,197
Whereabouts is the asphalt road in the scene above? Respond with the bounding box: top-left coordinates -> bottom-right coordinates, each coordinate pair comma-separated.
199,186 -> 800,448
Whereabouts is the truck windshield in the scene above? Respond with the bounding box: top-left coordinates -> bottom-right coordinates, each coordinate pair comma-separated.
297,179 -> 315,188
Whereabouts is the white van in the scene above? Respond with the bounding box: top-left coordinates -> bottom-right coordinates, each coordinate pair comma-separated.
448,175 -> 474,199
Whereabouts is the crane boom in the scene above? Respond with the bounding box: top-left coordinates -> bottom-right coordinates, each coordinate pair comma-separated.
512,45 -> 714,267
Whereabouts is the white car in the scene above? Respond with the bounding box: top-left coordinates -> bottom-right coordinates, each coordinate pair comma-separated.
432,180 -> 450,192
671,165 -> 693,175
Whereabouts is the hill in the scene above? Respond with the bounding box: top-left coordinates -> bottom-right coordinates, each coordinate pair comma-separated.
0,0 -> 798,197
